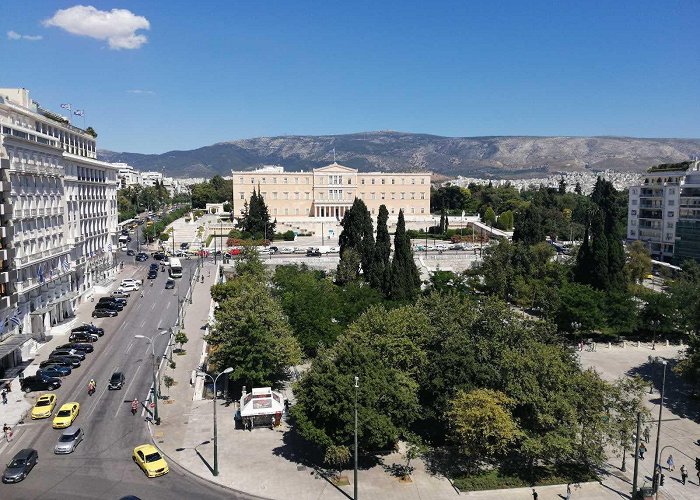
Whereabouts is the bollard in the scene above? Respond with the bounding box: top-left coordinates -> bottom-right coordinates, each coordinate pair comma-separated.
608,342 -> 611,349
666,339 -> 669,347
636,341 -> 640,348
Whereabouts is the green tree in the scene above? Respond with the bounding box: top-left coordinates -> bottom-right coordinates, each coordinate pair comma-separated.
388,210 -> 421,300
292,336 -> 420,452
174,331 -> 189,351
371,205 -> 391,294
626,240 -> 652,284
483,206 -> 497,227
206,275 -> 301,389
513,204 -> 546,245
446,389 -> 520,464
239,187 -> 275,239
556,281 -> 606,333
337,199 -> 375,283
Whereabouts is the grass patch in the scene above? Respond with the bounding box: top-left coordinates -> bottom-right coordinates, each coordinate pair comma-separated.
453,464 -> 597,492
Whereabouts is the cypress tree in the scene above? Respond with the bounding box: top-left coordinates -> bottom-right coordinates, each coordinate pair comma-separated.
337,199 -> 374,283
439,211 -> 446,234
389,210 -> 421,300
372,205 -> 391,293
574,182 -> 582,195
574,216 -> 593,285
589,210 -> 610,290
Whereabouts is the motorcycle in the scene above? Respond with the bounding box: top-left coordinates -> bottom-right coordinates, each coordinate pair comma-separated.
131,400 -> 139,415
87,383 -> 96,396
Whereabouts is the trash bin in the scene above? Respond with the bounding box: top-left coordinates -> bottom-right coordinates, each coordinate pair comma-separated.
636,486 -> 654,500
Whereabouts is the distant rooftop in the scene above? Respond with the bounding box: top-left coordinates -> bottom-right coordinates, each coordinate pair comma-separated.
647,161 -> 696,173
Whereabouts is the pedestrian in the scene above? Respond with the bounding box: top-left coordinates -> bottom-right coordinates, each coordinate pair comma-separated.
3,423 -> 11,442
565,483 -> 571,500
1,388 -> 7,405
643,426 -> 650,443
681,464 -> 688,485
532,488 -> 538,500
639,442 -> 647,459
667,454 -> 675,471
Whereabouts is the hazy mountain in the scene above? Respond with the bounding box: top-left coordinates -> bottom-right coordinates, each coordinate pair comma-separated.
98,132 -> 700,179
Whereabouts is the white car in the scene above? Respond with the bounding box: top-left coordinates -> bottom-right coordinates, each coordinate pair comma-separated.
280,247 -> 295,254
119,283 -> 140,292
120,278 -> 142,287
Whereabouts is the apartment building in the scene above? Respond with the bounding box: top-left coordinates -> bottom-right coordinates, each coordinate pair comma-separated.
627,160 -> 700,263
0,88 -> 118,371
232,163 -> 431,220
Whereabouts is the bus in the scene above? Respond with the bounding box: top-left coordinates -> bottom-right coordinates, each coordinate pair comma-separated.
169,257 -> 183,278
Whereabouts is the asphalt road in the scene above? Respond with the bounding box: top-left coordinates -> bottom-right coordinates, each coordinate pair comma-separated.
1,249 -> 242,499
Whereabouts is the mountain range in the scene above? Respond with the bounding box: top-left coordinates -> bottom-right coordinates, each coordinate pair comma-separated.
97,132 -> 700,179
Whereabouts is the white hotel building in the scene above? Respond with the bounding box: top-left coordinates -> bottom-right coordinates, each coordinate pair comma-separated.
0,88 -> 118,372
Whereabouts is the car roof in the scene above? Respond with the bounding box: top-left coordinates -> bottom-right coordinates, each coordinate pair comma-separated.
37,394 -> 56,401
61,426 -> 81,435
14,448 -> 37,459
111,372 -> 124,377
134,443 -> 158,454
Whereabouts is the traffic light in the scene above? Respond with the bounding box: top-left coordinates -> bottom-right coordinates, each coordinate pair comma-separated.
695,457 -> 700,472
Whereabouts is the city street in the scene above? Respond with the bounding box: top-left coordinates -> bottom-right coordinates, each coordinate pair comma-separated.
0,242 -> 239,499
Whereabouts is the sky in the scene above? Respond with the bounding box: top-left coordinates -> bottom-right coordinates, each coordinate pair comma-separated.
2,1 -> 699,154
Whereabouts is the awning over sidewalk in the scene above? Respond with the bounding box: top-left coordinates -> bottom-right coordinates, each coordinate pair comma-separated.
239,387 -> 285,417
0,334 -> 32,359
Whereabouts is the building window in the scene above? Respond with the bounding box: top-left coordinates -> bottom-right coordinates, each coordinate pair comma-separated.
381,192 -> 385,200
381,178 -> 385,184
239,177 -> 243,184
667,211 -> 674,217
401,192 -> 405,200
371,179 -> 375,185
295,192 -> 300,200
284,192 -> 289,200
371,193 -> 376,200
239,192 -> 244,200
668,200 -> 675,206
261,178 -> 266,184
273,192 -> 278,200
631,210 -> 637,216
420,193 -> 425,200
669,188 -> 675,194
667,222 -> 673,228
272,177 -> 276,184
412,178 -> 416,184
284,178 -> 288,184
632,199 -> 637,205
347,178 -> 352,185
391,179 -> 395,185
391,193 -> 396,200
361,179 -> 365,185
251,177 -> 255,184
411,192 -> 415,199
421,208 -> 425,214
630,229 -> 636,236
666,233 -> 673,240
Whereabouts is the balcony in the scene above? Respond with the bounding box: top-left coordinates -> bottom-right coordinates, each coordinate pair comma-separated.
0,203 -> 12,217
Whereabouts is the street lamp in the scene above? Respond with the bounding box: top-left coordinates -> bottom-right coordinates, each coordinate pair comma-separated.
134,330 -> 169,425
354,375 -> 359,500
652,359 -> 668,495
196,367 -> 233,476
650,319 -> 660,350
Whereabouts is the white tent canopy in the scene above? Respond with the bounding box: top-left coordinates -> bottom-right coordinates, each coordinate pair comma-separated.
239,387 -> 285,417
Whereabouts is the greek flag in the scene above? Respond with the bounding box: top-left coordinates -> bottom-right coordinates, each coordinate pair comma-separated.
60,103 -> 71,111
62,257 -> 70,272
10,308 -> 21,327
73,110 -> 84,116
37,263 -> 45,284
108,243 -> 113,252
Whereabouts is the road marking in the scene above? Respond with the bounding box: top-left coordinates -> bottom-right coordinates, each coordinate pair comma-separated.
151,303 -> 156,311
115,363 -> 142,418
140,319 -> 146,328
124,340 -> 135,354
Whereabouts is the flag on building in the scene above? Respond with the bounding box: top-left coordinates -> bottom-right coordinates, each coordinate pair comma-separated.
62,257 -> 70,273
74,110 -> 84,116
108,243 -> 113,253
37,263 -> 45,283
9,308 -> 21,327
60,103 -> 71,111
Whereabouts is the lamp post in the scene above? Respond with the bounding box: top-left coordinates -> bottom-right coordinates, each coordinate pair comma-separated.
652,359 -> 668,495
354,375 -> 359,500
196,367 -> 233,476
134,330 -> 169,425
650,319 -> 660,350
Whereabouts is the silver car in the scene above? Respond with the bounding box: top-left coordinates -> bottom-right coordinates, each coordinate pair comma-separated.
54,426 -> 84,454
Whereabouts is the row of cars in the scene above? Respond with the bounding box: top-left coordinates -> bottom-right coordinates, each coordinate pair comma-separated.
91,279 -> 141,317
20,324 -> 105,393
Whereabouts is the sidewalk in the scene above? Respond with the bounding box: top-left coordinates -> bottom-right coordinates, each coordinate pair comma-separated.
151,262 -> 619,500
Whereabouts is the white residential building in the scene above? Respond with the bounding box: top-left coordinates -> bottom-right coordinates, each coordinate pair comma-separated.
0,88 -> 118,372
114,162 -> 141,189
627,160 -> 700,263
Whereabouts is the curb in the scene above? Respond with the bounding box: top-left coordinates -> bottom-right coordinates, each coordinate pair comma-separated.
460,480 -> 602,497
146,420 -> 270,500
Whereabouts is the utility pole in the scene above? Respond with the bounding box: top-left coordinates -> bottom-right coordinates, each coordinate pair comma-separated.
354,375 -> 359,500
632,412 -> 641,497
652,360 -> 668,495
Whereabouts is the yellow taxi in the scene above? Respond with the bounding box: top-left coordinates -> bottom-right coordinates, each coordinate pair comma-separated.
52,402 -> 80,429
132,444 -> 169,478
31,394 -> 57,419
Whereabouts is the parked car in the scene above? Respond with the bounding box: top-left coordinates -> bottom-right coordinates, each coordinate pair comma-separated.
54,426 -> 84,454
21,374 -> 61,393
126,249 -> 135,256
306,248 -> 321,257
95,300 -> 123,311
152,252 -> 165,260
180,242 -> 190,250
39,358 -> 73,370
50,349 -> 85,360
2,448 -> 38,483
37,366 -> 71,378
135,253 -> 149,262
112,290 -> 130,298
68,332 -> 97,343
57,342 -> 94,353
165,279 -> 175,289
99,297 -> 127,306
268,246 -> 279,254
92,309 -> 118,318
48,354 -> 82,367
120,278 -> 142,287
280,247 -> 294,254
108,372 -> 125,390
119,283 -> 139,292
72,324 -> 104,337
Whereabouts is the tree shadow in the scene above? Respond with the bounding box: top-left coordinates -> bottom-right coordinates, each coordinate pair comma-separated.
626,356 -> 700,422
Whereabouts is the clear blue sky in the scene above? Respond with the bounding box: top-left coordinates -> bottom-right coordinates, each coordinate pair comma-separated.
2,0 -> 698,153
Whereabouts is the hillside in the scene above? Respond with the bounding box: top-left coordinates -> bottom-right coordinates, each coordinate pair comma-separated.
97,132 -> 700,179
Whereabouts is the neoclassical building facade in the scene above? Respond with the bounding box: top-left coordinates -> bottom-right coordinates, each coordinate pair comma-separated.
232,163 -> 431,220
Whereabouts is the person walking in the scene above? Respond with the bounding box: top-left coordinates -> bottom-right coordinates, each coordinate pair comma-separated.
1,388 -> 7,405
667,454 -> 675,471
565,483 -> 571,500
643,426 -> 650,443
681,464 -> 688,485
639,442 -> 647,460
532,489 -> 538,500
3,423 -> 11,442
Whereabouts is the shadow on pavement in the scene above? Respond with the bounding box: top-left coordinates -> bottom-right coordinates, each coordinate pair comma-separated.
195,448 -> 215,476
627,356 -> 700,422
